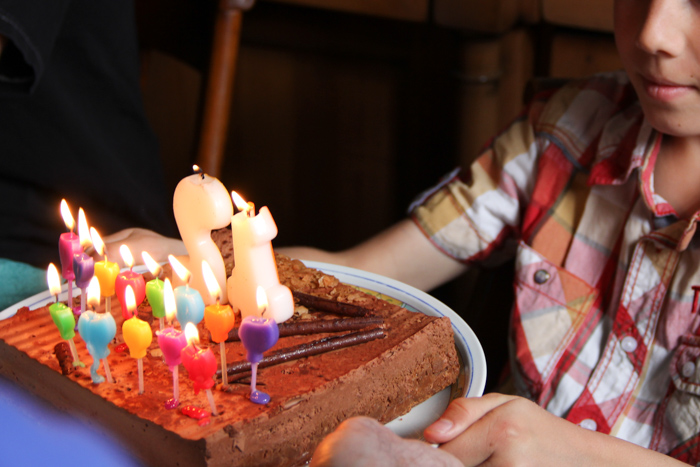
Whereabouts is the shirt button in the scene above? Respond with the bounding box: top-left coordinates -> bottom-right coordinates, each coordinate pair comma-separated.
534,269 -> 550,284
579,419 -> 597,431
682,361 -> 696,378
621,336 -> 638,353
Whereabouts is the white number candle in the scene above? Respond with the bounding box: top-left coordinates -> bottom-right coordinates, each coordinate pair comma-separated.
172,166 -> 233,305
227,192 -> 293,323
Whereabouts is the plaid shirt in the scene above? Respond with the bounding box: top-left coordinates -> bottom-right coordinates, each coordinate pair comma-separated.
411,71 -> 700,463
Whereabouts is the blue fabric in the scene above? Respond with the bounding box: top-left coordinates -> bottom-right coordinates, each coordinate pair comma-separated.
0,378 -> 142,466
0,258 -> 47,310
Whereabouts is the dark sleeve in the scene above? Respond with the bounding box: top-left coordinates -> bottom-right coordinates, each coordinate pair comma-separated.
0,0 -> 72,93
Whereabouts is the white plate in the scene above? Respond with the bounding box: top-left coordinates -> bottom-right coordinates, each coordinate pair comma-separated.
0,262 -> 487,440
305,261 -> 486,439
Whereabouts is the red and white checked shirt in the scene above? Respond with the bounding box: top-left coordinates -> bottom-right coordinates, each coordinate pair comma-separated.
411,71 -> 700,463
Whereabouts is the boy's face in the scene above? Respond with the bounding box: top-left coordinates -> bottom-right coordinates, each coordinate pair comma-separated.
615,0 -> 700,137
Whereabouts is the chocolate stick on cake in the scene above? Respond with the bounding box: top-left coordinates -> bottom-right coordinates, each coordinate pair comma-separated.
220,327 -> 387,380
226,316 -> 384,341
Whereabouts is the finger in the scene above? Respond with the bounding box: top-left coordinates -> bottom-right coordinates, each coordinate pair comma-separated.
311,417 -> 461,467
423,393 -> 518,444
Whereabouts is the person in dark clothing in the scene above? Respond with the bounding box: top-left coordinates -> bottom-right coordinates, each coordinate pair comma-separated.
0,0 -> 185,309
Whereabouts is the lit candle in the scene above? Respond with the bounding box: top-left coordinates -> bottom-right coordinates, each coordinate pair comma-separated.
168,255 -> 205,328
73,208 -> 95,321
121,285 -> 152,394
172,165 -> 233,305
227,192 -> 293,323
46,263 -> 84,367
238,287 -> 279,405
202,260 -> 235,388
77,277 -> 116,384
181,322 -> 218,415
142,251 -> 166,331
90,227 -> 119,315
115,245 -> 146,320
58,199 -> 81,308
156,278 -> 187,409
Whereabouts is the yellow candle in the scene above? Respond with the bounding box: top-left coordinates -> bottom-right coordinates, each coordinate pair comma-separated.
121,285 -> 152,394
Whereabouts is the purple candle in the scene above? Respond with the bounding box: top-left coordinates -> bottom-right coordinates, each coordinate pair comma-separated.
73,208 -> 95,322
239,287 -> 279,405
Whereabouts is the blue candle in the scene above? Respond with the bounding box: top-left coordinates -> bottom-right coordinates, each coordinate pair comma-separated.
174,285 -> 205,327
78,310 -> 116,384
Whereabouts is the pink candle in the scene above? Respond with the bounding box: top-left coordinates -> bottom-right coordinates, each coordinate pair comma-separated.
58,199 -> 81,307
156,278 -> 187,409
181,323 -> 218,415
115,245 -> 145,319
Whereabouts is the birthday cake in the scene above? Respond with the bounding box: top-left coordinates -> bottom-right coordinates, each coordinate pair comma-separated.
0,245 -> 461,466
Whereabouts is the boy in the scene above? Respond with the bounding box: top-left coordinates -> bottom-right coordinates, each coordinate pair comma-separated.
282,0 -> 700,464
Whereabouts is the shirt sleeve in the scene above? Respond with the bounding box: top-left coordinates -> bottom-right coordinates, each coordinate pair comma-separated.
0,0 -> 72,93
409,108 -> 542,265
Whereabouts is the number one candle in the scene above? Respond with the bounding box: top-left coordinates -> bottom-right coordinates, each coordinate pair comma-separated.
77,277 -> 116,384
156,278 -> 188,409
90,227 -> 119,315
168,255 -> 205,328
58,199 -> 81,309
73,208 -> 95,321
202,260 -> 235,388
238,287 -> 280,404
46,263 -> 84,367
115,245 -> 146,319
227,191 -> 294,323
121,285 -> 152,394
181,322 -> 218,415
143,251 -> 166,331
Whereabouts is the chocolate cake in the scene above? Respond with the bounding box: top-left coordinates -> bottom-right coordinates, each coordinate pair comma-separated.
0,249 -> 460,466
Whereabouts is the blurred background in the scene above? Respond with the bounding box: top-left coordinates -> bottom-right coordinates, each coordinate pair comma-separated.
136,0 -> 620,389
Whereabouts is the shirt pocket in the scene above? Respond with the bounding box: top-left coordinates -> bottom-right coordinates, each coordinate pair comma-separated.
658,334 -> 700,462
511,241 -> 598,397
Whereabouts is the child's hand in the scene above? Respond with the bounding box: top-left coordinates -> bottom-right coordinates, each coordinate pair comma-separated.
310,417 -> 460,467
98,228 -> 187,268
423,393 -> 686,466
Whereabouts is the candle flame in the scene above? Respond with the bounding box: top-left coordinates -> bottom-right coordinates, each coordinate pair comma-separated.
87,276 -> 101,309
168,255 -> 191,284
77,208 -> 92,249
125,285 -> 137,317
163,278 -> 176,323
47,263 -> 61,297
231,191 -> 250,213
120,244 -> 134,269
142,251 -> 162,277
202,260 -> 220,303
256,286 -> 268,316
60,199 -> 75,232
90,227 -> 105,257
184,322 -> 199,346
